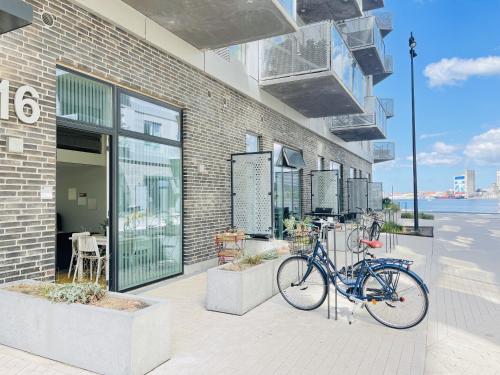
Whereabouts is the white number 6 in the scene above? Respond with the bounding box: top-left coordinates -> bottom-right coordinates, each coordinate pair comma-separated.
14,85 -> 41,124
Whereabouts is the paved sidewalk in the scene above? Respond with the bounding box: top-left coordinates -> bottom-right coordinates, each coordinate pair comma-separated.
0,213 -> 499,374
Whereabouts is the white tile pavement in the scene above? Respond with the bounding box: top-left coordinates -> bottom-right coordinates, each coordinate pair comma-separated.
0,213 -> 499,374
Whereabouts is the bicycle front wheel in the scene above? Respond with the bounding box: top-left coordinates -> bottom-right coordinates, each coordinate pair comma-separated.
277,256 -> 328,311
347,227 -> 369,254
362,266 -> 428,329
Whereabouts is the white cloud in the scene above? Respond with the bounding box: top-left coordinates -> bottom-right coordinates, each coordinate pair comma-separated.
433,141 -> 459,154
407,152 -> 462,166
464,128 -> 500,165
419,132 -> 448,140
424,56 -> 500,87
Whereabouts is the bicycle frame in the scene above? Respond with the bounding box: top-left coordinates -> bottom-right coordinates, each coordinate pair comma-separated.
305,235 -> 396,301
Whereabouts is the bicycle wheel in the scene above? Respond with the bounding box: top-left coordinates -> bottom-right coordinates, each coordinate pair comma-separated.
362,266 -> 428,329
277,256 -> 328,311
347,227 -> 369,254
371,223 -> 381,240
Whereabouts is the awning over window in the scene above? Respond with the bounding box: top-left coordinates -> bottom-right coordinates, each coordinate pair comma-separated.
0,0 -> 33,35
278,147 -> 306,169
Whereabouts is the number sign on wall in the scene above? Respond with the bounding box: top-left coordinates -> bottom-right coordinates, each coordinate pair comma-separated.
0,80 -> 41,124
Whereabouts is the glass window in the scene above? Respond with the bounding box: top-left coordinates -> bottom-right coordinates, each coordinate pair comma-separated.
330,161 -> 341,171
317,157 -> 324,170
120,93 -> 181,141
56,68 -> 113,128
117,137 -> 182,291
245,133 -> 260,153
349,167 -> 356,179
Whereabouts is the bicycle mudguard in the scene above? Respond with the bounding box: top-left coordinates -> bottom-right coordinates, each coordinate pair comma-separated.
367,263 -> 430,294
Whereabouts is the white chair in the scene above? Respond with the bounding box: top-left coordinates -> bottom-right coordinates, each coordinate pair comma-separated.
74,235 -> 106,284
68,232 -> 90,278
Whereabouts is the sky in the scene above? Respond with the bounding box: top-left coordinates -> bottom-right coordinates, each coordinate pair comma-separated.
373,0 -> 500,193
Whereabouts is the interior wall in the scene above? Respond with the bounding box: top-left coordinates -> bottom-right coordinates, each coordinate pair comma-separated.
56,164 -> 107,233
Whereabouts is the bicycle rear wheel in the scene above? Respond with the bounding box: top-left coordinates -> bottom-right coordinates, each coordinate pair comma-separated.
362,266 -> 428,329
277,256 -> 328,311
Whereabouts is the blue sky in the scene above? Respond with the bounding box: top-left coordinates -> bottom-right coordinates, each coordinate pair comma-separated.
373,0 -> 500,193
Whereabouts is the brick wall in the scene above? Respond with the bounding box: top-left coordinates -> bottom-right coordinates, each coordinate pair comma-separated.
0,0 -> 371,283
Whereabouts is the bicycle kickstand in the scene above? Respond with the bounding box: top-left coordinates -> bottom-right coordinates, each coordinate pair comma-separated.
347,297 -> 365,325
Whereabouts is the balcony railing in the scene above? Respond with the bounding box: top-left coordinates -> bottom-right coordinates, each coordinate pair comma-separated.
379,98 -> 394,118
373,142 -> 395,163
373,54 -> 393,85
296,0 -> 363,24
338,16 -> 386,76
375,12 -> 393,37
328,96 -> 387,141
122,0 -> 299,50
259,21 -> 365,117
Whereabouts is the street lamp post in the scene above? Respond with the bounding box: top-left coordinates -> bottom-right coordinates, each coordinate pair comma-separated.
409,32 -> 419,232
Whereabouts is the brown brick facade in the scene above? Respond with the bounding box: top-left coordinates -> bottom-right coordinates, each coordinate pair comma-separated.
0,0 -> 371,284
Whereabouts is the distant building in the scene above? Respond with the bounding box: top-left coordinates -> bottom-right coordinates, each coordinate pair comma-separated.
465,169 -> 476,198
454,175 -> 466,198
496,170 -> 500,192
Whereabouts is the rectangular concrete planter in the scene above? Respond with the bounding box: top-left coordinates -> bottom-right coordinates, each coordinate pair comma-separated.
0,280 -> 171,375
207,256 -> 288,315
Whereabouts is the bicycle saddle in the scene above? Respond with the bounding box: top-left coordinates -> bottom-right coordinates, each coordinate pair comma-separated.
360,239 -> 383,248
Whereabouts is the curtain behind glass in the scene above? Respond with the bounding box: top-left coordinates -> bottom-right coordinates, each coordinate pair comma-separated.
118,137 -> 182,290
56,69 -> 113,127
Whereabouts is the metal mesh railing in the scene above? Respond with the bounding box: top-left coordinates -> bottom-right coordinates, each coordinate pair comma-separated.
375,12 -> 393,32
384,55 -> 393,73
373,142 -> 395,162
260,22 -> 330,80
327,96 -> 387,136
379,98 -> 394,118
339,16 -> 385,59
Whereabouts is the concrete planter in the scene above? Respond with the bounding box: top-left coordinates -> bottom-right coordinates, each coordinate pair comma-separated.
0,280 -> 170,375
207,256 -> 287,315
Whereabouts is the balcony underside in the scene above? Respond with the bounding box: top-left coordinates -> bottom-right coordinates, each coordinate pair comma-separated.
260,71 -> 364,118
373,71 -> 392,85
374,156 -> 394,163
351,47 -> 385,76
0,0 -> 33,35
380,27 -> 392,38
362,0 -> 384,11
297,0 -> 362,23
331,126 -> 386,142
122,0 -> 298,50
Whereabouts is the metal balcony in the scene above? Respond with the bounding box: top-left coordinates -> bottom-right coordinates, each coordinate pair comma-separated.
373,55 -> 393,85
259,22 -> 365,118
0,0 -> 32,35
375,12 -> 393,37
338,16 -> 386,76
122,0 -> 299,50
328,96 -> 387,141
296,0 -> 362,24
362,0 -> 384,11
373,142 -> 395,163
379,98 -> 394,118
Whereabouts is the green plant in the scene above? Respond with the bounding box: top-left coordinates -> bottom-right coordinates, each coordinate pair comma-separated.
46,283 -> 106,304
401,212 -> 434,220
283,217 -> 297,235
241,255 -> 263,266
381,221 -> 403,233
261,249 -> 279,260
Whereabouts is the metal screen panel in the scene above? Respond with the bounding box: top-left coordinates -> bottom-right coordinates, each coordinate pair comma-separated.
311,170 -> 339,214
231,152 -> 273,236
347,178 -> 368,213
368,182 -> 383,211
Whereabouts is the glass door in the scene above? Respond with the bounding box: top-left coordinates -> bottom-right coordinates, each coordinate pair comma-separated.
117,137 -> 182,290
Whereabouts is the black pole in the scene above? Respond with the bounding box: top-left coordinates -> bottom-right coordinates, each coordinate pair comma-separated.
409,32 -> 419,231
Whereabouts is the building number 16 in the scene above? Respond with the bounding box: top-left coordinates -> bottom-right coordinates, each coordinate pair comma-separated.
0,79 -> 41,125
